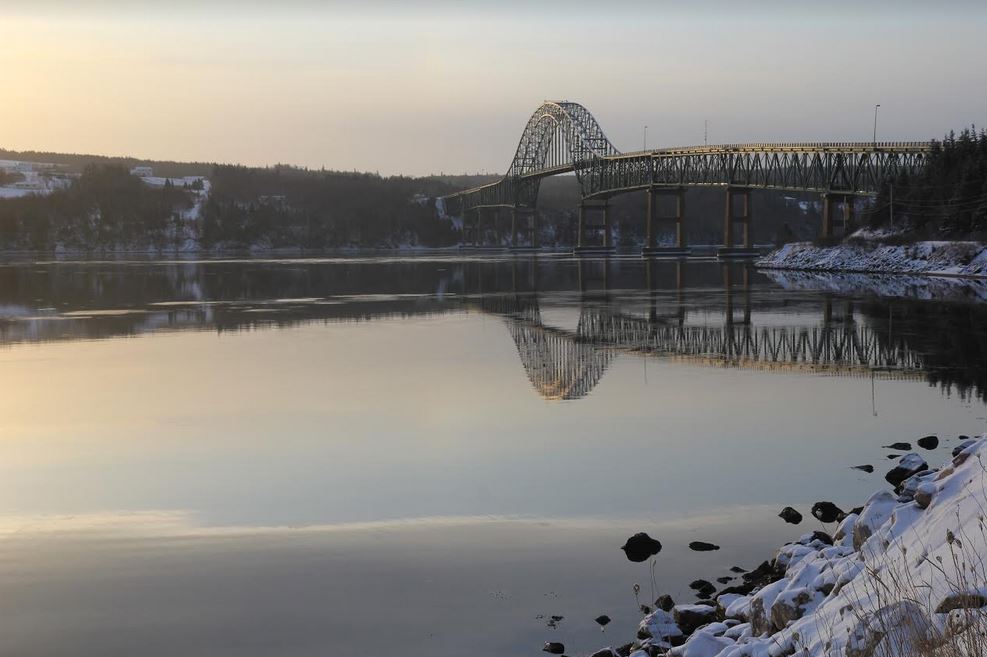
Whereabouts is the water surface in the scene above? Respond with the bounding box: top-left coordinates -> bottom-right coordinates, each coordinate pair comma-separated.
0,255 -> 984,656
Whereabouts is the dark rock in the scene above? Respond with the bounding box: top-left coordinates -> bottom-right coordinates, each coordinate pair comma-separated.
655,594 -> 675,612
718,582 -> 756,596
917,435 -> 939,450
639,604 -> 652,614
811,501 -> 845,523
689,579 -> 716,596
851,464 -> 875,474
621,532 -> 662,562
883,442 -> 912,450
688,541 -> 720,552
778,506 -> 803,524
542,642 -> 565,654
550,615 -> 564,622
716,576 -> 734,584
696,590 -> 712,600
616,643 -> 634,657
810,530 -> 834,546
729,566 -> 747,573
885,453 -> 928,488
887,454 -> 900,459
741,560 -> 785,588
673,604 -> 718,634
953,439 -> 977,457
595,614 -> 611,628
850,506 -> 864,516
637,627 -> 652,640
590,650 -> 617,657
935,592 -> 987,614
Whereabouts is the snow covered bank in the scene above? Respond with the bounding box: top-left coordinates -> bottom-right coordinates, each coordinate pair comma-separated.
593,437 -> 987,657
758,241 -> 987,278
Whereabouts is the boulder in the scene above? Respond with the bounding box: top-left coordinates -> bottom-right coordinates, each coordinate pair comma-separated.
885,453 -> 928,488
851,464 -> 874,473
914,482 -> 936,509
917,435 -> 939,450
655,594 -> 675,612
778,507 -> 802,524
882,442 -> 912,450
668,630 -> 733,657
672,604 -> 718,635
811,501 -> 844,523
542,642 -> 565,654
688,541 -> 720,552
935,590 -> 987,614
622,533 -> 662,562
853,490 -> 897,551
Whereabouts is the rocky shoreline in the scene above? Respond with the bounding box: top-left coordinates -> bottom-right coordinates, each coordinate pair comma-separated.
757,240 -> 987,278
571,435 -> 987,657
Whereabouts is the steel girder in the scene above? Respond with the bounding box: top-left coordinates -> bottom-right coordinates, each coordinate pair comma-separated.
444,101 -> 932,215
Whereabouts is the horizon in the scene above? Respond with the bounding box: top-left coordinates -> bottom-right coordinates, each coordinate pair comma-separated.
3,1 -> 987,176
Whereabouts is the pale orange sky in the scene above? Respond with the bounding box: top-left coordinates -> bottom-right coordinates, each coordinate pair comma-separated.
2,1 -> 986,175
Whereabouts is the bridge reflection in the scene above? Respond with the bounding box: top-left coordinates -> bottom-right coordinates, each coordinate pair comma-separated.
0,258 -> 978,402
468,259 -> 924,401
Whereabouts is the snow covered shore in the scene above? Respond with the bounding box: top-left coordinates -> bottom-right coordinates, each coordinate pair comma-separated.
591,436 -> 987,657
758,241 -> 987,278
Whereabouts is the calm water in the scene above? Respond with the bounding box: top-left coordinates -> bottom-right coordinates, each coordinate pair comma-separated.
0,255 -> 985,657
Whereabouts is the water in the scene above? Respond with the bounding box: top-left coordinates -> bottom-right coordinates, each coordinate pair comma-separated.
0,255 -> 984,657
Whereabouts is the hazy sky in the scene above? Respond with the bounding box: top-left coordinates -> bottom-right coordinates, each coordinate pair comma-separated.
2,1 -> 987,175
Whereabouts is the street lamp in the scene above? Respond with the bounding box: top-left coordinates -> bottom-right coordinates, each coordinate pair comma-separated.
873,104 -> 881,146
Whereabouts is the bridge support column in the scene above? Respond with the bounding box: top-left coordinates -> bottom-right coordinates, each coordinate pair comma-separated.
820,193 -> 855,240
718,188 -> 758,258
642,187 -> 690,257
509,207 -> 540,251
510,207 -> 518,249
574,200 -> 615,254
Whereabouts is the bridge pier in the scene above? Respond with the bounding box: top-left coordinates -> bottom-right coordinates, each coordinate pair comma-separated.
509,207 -> 541,251
642,187 -> 690,257
821,193 -> 857,240
574,200 -> 615,254
718,188 -> 759,258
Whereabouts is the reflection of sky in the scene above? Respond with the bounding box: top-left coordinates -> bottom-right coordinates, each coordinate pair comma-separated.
0,261 -> 985,655
0,510 -> 800,657
0,314 -> 981,527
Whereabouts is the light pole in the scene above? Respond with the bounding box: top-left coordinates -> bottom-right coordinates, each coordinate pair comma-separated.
644,125 -> 648,151
873,104 -> 881,146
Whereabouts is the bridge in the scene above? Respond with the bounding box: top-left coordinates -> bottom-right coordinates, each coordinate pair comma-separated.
442,101 -> 933,256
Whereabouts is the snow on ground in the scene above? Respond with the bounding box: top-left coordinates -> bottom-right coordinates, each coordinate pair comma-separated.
758,241 -> 987,278
611,437 -> 987,657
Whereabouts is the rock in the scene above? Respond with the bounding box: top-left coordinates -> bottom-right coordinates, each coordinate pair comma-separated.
811,501 -> 844,523
853,491 -> 897,551
672,631 -> 733,657
953,438 -> 977,457
622,533 -> 662,562
595,614 -> 612,628
885,453 -> 928,488
886,454 -> 900,459
688,541 -> 720,552
741,560 -> 783,588
617,643 -> 634,657
883,442 -> 912,450
808,530 -> 834,546
689,579 -> 716,597
729,566 -> 746,573
655,594 -> 675,612
846,601 -> 936,657
917,435 -> 939,450
641,608 -> 682,642
590,650 -> 618,657
716,576 -> 733,584
778,507 -> 803,524
851,464 -> 874,473
769,587 -> 816,629
640,604 -> 652,615
717,582 -> 756,596
673,604 -> 718,635
914,482 -> 936,509
543,642 -> 565,654
935,591 -> 987,614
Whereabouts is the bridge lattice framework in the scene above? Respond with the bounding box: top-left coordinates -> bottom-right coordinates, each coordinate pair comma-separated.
444,101 -> 933,255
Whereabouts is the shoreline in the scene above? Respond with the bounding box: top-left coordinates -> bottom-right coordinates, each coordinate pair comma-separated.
756,240 -> 987,280
586,435 -> 987,657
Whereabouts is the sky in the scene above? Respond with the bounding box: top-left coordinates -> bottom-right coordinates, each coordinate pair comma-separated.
2,1 -> 987,176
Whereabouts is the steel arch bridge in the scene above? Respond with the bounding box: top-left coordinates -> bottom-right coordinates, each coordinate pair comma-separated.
442,100 -> 933,252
